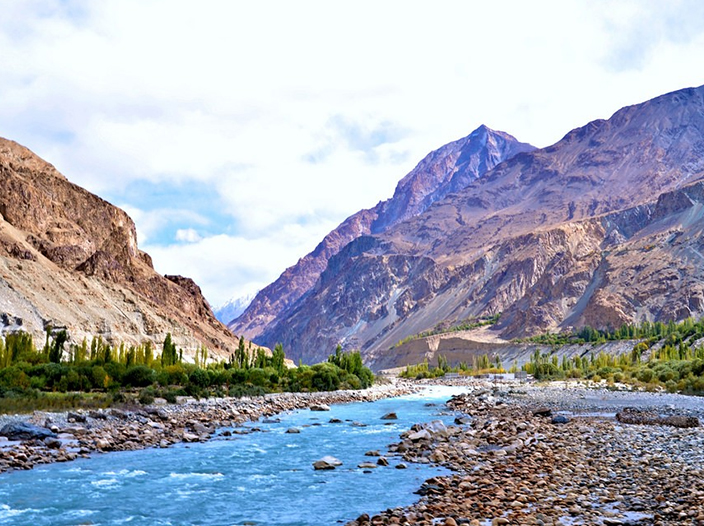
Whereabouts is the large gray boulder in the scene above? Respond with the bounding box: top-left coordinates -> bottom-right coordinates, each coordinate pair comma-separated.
0,422 -> 57,441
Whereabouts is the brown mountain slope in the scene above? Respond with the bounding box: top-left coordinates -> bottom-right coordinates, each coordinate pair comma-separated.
375,179 -> 704,369
229,125 -> 534,338
0,137 -> 241,359
258,85 -> 704,365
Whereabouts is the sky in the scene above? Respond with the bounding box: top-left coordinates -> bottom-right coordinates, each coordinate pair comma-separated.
2,1 -> 704,309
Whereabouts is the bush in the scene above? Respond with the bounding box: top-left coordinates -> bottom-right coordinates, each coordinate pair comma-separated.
0,366 -> 30,389
91,366 -> 109,389
157,364 -> 188,386
162,390 -> 179,404
637,368 -> 654,383
138,387 -> 156,405
124,365 -> 155,387
188,368 -> 210,388
246,368 -> 269,388
228,384 -> 266,398
311,363 -> 341,391
104,362 -> 126,385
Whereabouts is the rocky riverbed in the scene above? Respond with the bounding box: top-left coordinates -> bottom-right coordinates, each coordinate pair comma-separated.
348,381 -> 704,526
0,381 -> 416,474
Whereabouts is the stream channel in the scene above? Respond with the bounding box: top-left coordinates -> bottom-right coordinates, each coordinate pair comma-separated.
0,386 -> 468,526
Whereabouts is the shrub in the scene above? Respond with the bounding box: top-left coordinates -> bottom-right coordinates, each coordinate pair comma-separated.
162,390 -> 179,404
0,366 -> 30,389
228,384 -> 266,398
104,362 -> 126,385
91,366 -> 109,389
138,387 -> 156,405
246,368 -> 269,388
637,368 -> 654,383
158,364 -> 188,386
311,362 -> 340,391
188,368 -> 210,388
124,365 -> 155,387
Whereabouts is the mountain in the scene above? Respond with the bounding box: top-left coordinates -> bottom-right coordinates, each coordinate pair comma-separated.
254,85 -> 704,366
228,125 -> 535,336
214,292 -> 256,324
0,137 -> 243,359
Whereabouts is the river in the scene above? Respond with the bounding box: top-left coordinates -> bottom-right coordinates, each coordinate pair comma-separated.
0,386 -> 467,526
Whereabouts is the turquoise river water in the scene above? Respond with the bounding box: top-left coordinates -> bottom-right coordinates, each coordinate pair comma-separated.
0,386 -> 467,526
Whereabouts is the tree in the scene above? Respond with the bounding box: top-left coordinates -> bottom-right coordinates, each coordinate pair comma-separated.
272,343 -> 286,375
161,333 -> 178,367
234,336 -> 248,369
49,330 -> 68,364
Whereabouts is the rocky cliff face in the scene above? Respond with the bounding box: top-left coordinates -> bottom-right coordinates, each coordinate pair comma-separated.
256,85 -> 704,365
0,138 -> 241,358
229,125 -> 535,339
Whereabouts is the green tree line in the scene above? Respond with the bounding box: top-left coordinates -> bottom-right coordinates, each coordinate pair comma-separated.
0,331 -> 375,413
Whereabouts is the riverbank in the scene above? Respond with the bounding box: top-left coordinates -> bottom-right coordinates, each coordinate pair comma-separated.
348,380 -> 704,526
0,380 -> 417,474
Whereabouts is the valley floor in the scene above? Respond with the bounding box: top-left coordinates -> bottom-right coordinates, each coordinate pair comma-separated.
348,379 -> 704,526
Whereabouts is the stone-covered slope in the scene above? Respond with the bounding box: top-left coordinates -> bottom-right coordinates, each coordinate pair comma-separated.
259,85 -> 704,365
229,125 -> 534,338
0,137 -> 240,358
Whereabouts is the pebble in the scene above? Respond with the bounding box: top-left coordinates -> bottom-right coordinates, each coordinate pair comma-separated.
346,380 -> 704,526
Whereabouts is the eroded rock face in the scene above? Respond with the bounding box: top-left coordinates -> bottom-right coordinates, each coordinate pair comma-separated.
0,137 -> 242,358
256,85 -> 704,366
229,126 -> 535,338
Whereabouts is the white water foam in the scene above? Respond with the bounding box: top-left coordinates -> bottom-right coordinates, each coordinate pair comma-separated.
168,472 -> 224,481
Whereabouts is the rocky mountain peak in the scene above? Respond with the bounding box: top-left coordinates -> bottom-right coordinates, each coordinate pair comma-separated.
255,84 -> 704,366
228,126 -> 535,340
370,125 -> 534,233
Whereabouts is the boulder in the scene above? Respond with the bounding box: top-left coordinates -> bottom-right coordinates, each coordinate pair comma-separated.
95,438 -> 111,450
310,404 -> 331,412
616,408 -> 699,428
88,410 -> 108,420
358,462 -> 377,469
532,407 -> 552,417
408,429 -> 432,442
44,437 -> 63,449
381,412 -> 398,420
182,431 -> 200,442
0,422 -> 56,441
377,457 -> 389,466
313,456 -> 342,470
67,412 -> 87,423
551,415 -> 570,425
365,450 -> 381,456
286,428 -> 301,434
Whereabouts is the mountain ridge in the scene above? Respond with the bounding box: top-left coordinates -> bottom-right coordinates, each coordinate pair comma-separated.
228,125 -> 535,338
255,84 -> 704,365
0,137 -> 247,359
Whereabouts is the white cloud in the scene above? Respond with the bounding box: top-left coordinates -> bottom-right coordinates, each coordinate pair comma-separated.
120,205 -> 209,245
2,1 -> 704,305
143,226 -> 338,307
175,229 -> 202,243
